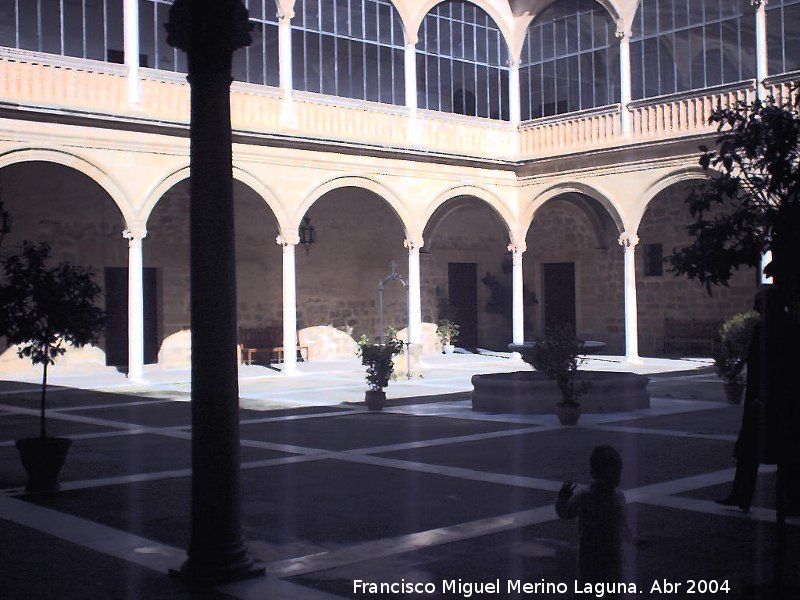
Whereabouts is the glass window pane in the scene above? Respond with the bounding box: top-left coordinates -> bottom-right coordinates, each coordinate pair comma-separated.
320,34 -> 335,93
41,1 -> 61,54
64,0 -> 84,58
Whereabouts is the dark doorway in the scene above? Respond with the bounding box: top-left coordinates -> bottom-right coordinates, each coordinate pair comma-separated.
104,267 -> 159,367
448,262 -> 478,349
543,262 -> 576,334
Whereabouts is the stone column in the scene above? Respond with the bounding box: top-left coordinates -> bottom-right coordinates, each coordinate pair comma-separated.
277,234 -> 299,374
405,37 -> 420,142
123,0 -> 140,105
404,238 -> 422,346
754,0 -> 768,100
619,232 -> 641,363
508,59 -> 521,128
508,243 -> 526,345
166,0 -> 262,584
616,27 -> 632,135
123,228 -> 146,382
278,8 -> 296,125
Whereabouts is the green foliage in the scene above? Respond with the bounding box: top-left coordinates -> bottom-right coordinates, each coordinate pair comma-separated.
714,311 -> 759,384
669,90 -> 800,295
531,326 -> 589,403
436,319 -> 460,346
0,242 -> 105,438
357,330 -> 404,391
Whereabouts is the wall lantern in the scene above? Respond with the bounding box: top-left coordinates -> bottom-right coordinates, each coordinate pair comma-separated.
299,216 -> 316,254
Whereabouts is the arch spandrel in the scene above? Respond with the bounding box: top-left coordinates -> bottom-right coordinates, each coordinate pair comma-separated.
0,147 -> 133,227
523,181 -> 626,237
141,165 -> 288,234
296,175 -> 416,241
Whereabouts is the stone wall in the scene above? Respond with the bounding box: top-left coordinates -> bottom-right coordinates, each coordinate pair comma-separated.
525,196 -> 626,353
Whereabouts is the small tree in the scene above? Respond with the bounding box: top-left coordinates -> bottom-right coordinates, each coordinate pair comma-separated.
669,88 -> 800,315
714,311 -> 759,385
0,242 -> 105,439
531,326 -> 589,404
356,331 -> 403,391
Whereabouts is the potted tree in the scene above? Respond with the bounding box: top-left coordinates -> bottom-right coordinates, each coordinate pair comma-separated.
533,326 -> 590,425
436,319 -> 460,354
714,311 -> 759,404
0,242 -> 105,492
356,330 -> 404,411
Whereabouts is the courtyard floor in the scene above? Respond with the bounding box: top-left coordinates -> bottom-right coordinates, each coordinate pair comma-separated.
0,355 -> 798,599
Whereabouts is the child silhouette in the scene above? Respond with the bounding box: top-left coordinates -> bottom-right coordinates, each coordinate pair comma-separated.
556,444 -> 631,584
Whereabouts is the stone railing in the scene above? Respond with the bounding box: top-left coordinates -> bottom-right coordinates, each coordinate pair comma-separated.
629,80 -> 757,141
518,105 -> 621,158
1,50 -> 791,164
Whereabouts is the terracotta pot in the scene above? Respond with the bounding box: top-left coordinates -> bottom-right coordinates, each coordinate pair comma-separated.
15,437 -> 72,492
723,382 -> 745,404
365,390 -> 386,411
555,401 -> 581,426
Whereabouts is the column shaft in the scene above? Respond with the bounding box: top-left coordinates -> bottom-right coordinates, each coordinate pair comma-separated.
123,0 -> 140,104
279,11 -> 294,123
755,1 -> 768,99
125,230 -> 145,382
404,41 -> 417,114
618,30 -> 632,135
511,249 -> 524,345
509,60 -> 521,128
407,244 -> 422,345
281,240 -> 298,373
620,234 -> 641,362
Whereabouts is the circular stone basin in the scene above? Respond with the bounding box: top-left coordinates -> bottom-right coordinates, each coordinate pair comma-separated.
508,340 -> 607,356
471,370 -> 650,415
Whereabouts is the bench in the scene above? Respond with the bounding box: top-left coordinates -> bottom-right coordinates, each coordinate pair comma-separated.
662,318 -> 721,356
239,326 -> 308,365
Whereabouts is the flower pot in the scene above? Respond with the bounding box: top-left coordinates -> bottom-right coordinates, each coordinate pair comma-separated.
15,437 -> 72,492
723,382 -> 745,404
443,344 -> 455,354
365,390 -> 386,411
555,401 -> 581,426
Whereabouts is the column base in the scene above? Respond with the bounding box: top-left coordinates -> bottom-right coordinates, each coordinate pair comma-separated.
624,354 -> 644,365
171,544 -> 264,586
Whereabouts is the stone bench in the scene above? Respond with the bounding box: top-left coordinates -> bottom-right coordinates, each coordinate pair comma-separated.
663,318 -> 721,356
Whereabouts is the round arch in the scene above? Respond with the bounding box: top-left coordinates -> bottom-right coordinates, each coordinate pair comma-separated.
631,167 -> 708,233
140,165 -> 287,233
297,175 -> 415,240
423,184 -> 515,246
524,181 -> 625,236
0,147 -> 132,226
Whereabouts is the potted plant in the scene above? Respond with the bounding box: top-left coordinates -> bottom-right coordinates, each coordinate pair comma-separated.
356,330 -> 404,411
533,326 -> 590,425
0,242 -> 105,492
436,319 -> 460,354
714,311 -> 759,404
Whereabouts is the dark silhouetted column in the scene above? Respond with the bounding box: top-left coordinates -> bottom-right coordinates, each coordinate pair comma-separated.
166,0 -> 262,584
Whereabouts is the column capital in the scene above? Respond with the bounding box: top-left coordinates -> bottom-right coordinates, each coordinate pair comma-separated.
507,57 -> 521,69
618,232 -> 639,248
123,228 -> 147,242
404,237 -> 424,251
405,35 -> 418,49
276,233 -> 300,246
615,26 -> 631,40
751,0 -> 766,7
507,242 -> 527,254
277,8 -> 295,21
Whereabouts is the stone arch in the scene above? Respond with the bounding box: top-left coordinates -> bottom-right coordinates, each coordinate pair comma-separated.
406,0 -> 515,56
297,175 -> 414,240
525,181 -> 625,237
423,184 -> 514,248
140,165 -> 286,231
631,167 -> 708,233
0,147 -> 131,225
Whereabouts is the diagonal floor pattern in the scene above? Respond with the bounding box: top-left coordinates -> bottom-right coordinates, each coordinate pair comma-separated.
0,364 -> 798,599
